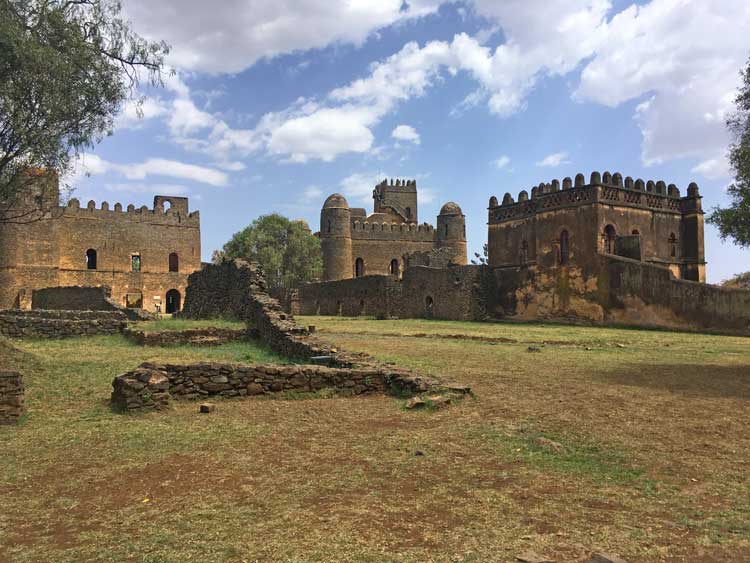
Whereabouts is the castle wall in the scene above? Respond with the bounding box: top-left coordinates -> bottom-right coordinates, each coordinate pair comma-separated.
0,196 -> 201,312
350,237 -> 437,277
298,275 -> 401,318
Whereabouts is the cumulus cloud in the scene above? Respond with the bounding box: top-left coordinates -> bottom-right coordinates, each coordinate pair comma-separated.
68,154 -> 229,187
494,155 -> 511,169
122,0 -> 446,74
104,183 -> 189,195
536,152 -> 570,167
116,97 -> 169,129
339,172 -> 383,204
392,125 -> 421,144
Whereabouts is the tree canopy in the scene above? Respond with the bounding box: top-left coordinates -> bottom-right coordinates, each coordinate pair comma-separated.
0,0 -> 169,222
707,56 -> 750,247
217,214 -> 322,291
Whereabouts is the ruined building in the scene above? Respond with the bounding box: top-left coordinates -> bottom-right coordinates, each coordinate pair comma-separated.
0,171 -> 201,313
320,178 -> 467,281
487,171 -> 706,281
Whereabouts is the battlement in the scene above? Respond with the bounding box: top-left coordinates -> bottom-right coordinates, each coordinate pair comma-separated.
375,178 -> 417,193
350,220 -> 436,242
61,195 -> 200,226
488,170 -> 702,224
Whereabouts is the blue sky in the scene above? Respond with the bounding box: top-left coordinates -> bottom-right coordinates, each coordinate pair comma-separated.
69,0 -> 749,283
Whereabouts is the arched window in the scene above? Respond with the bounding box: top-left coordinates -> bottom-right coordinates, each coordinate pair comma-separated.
355,257 -> 365,277
444,223 -> 449,236
668,233 -> 677,258
632,229 -> 640,235
125,291 -> 143,309
604,225 -> 616,254
131,254 -> 141,272
390,258 -> 399,276
85,248 -> 97,270
559,231 -> 569,265
327,220 -> 332,234
165,289 -> 181,314
405,207 -> 412,219
169,252 -> 179,273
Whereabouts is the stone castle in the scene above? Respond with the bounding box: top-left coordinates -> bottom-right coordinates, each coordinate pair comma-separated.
302,171 -> 749,333
487,171 -> 706,281
0,171 -> 201,313
320,178 -> 467,281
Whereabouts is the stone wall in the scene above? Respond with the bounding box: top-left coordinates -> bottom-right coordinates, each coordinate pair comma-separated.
488,255 -> 750,333
0,309 -> 127,338
112,361 -> 466,412
31,285 -> 149,321
0,372 -> 24,424
297,265 -> 490,321
123,326 -> 250,347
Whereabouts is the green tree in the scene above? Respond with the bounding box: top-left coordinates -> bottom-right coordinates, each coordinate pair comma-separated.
0,0 -> 169,222
707,56 -> 750,247
220,214 -> 322,290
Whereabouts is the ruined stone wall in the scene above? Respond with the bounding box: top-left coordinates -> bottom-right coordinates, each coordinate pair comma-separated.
0,372 -> 24,425
123,326 -> 250,347
399,266 -> 490,321
0,309 -> 127,338
111,362 -> 390,411
297,265 -> 490,321
298,275 -> 401,318
32,286 -> 117,311
489,255 -> 750,333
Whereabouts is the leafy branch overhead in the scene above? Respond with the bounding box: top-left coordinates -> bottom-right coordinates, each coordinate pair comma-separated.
0,0 -> 170,222
707,56 -> 750,248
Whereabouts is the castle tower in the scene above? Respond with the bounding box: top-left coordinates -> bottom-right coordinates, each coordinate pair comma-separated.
373,179 -> 418,222
437,202 -> 467,265
320,193 -> 353,281
681,182 -> 706,282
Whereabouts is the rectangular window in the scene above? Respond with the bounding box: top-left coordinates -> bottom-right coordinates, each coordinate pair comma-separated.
131,254 -> 141,272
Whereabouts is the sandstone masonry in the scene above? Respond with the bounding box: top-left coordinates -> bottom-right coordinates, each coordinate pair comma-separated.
0,309 -> 127,338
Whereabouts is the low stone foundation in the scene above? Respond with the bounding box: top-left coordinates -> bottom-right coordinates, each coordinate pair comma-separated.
0,309 -> 127,339
111,361 -> 468,412
0,372 -> 24,424
123,326 -> 250,347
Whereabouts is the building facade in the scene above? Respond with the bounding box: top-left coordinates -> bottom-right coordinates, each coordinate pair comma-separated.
0,172 -> 201,313
487,171 -> 706,282
320,178 -> 467,281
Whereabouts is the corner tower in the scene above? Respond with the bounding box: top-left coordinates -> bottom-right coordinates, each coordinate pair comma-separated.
320,193 -> 353,281
437,202 -> 467,265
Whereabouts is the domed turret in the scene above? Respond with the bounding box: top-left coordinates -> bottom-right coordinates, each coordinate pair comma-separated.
320,193 -> 352,281
437,201 -> 467,265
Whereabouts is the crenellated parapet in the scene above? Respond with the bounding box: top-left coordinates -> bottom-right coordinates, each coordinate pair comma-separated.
61,195 -> 200,226
488,170 -> 702,224
350,220 -> 436,242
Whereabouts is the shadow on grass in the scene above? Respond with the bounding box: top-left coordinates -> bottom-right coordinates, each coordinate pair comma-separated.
596,363 -> 750,399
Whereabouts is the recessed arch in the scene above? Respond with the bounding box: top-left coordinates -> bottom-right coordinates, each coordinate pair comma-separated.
425,295 -> 434,319
355,257 -> 365,278
166,289 -> 181,314
559,230 -> 570,265
668,232 -> 678,258
169,252 -> 179,273
389,258 -> 400,276
604,224 -> 617,254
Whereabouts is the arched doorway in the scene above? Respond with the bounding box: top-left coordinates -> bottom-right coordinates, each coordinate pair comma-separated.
604,224 -> 617,254
355,257 -> 365,277
166,289 -> 181,314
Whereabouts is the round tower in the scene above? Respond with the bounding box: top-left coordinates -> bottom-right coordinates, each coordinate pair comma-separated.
437,202 -> 467,265
320,193 -> 353,281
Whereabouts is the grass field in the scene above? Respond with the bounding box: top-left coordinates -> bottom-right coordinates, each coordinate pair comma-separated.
1,317 -> 749,562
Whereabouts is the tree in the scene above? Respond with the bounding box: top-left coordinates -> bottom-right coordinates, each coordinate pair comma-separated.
707,56 -> 750,247
721,271 -> 750,289
471,243 -> 489,265
0,0 -> 169,222
220,214 -> 323,291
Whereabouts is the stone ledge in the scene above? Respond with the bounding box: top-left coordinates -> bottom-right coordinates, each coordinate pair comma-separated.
122,326 -> 251,347
0,309 -> 126,339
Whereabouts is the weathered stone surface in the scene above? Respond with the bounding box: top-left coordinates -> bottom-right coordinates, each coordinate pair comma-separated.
199,403 -> 215,413
123,326 -> 249,347
428,395 -> 451,409
0,309 -> 126,339
405,397 -> 426,409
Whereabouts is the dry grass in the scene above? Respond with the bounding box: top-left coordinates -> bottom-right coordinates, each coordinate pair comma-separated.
1,317 -> 749,563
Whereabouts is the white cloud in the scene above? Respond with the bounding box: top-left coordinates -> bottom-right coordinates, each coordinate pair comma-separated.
104,183 -> 189,195
691,156 -> 731,180
301,185 -> 323,203
339,172 -> 383,204
116,97 -> 169,129
68,154 -> 229,187
494,155 -> 511,169
392,125 -> 421,144
122,0 -> 446,74
536,152 -> 570,167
